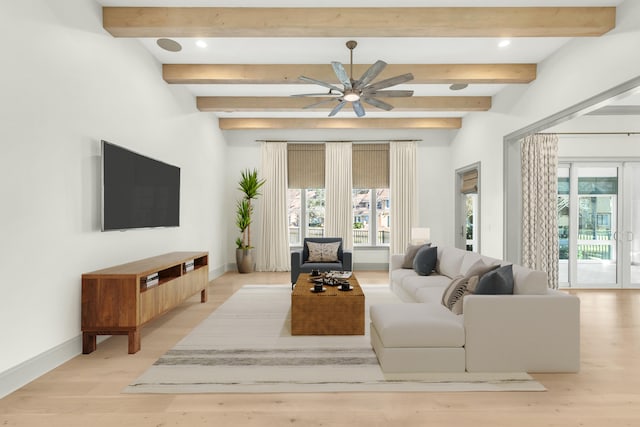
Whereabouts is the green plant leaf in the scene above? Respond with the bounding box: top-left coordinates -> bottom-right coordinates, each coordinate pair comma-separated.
235,199 -> 251,232
238,168 -> 266,200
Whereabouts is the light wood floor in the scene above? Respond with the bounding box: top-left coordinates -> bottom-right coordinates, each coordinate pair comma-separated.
1,271 -> 639,427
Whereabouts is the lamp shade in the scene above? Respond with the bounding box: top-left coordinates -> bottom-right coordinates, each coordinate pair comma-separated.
411,227 -> 431,244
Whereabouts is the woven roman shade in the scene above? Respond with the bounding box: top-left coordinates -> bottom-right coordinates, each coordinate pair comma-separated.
461,169 -> 478,194
288,144 -> 325,188
352,143 -> 390,188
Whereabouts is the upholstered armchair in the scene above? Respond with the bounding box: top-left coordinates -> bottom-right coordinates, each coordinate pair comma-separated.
291,237 -> 352,285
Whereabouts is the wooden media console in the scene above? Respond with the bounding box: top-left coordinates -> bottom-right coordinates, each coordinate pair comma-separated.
81,251 -> 209,354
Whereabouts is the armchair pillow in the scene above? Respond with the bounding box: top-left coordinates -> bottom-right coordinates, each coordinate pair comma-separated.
306,241 -> 341,262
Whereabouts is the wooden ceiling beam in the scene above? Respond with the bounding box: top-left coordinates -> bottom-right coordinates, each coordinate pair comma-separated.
103,7 -> 615,38
164,64 -> 536,85
218,118 -> 462,130
198,96 -> 491,112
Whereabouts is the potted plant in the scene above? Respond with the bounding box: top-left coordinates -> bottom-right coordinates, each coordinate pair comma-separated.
235,168 -> 265,273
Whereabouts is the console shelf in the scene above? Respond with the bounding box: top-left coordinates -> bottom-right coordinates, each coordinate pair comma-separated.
81,251 -> 208,354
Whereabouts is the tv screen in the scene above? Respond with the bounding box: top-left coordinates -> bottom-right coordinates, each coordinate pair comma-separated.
101,140 -> 180,231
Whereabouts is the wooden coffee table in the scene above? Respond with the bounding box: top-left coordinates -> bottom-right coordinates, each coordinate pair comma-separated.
291,273 -> 365,335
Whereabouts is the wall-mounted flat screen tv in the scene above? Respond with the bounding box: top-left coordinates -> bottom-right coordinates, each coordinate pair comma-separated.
101,140 -> 180,231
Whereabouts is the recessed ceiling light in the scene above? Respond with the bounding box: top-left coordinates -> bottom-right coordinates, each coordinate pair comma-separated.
156,38 -> 182,52
498,39 -> 511,48
449,83 -> 469,91
195,40 -> 208,48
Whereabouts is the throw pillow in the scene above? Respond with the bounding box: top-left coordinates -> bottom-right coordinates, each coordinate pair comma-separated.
413,246 -> 438,276
441,260 -> 499,315
441,275 -> 466,311
463,259 -> 500,280
402,243 -> 431,269
449,276 -> 480,315
306,241 -> 341,262
475,264 -> 515,295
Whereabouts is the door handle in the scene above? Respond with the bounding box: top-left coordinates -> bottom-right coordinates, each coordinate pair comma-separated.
628,231 -> 634,242
613,231 -> 617,241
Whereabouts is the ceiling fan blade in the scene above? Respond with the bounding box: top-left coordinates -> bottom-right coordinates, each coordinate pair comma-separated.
362,90 -> 414,98
290,92 -> 342,98
362,97 -> 394,111
364,73 -> 414,92
354,60 -> 387,89
352,100 -> 366,117
298,75 -> 342,92
328,100 -> 347,117
303,98 -> 339,109
331,62 -> 352,90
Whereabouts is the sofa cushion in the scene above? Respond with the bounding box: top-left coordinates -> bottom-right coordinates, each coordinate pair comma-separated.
475,264 -> 514,295
370,303 -> 465,348
413,246 -> 438,276
436,247 -> 466,278
402,243 -> 430,269
414,286 -> 448,304
401,274 -> 451,300
306,241 -> 340,262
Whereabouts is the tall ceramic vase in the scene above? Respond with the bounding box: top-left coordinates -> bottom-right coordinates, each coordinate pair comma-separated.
236,248 -> 254,274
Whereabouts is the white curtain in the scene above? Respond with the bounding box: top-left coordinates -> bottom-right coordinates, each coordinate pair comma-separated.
390,141 -> 417,255
521,133 -> 559,289
325,142 -> 353,250
256,142 -> 290,271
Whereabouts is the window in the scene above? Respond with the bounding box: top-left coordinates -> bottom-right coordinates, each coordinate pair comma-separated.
288,188 -> 325,245
376,189 -> 391,245
306,189 -> 325,238
287,143 -> 390,247
352,188 -> 390,246
287,189 -> 301,245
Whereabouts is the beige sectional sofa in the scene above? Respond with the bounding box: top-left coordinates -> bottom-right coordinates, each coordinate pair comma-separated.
370,246 -> 580,373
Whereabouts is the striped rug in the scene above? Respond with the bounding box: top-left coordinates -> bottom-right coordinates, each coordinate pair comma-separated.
124,285 -> 545,393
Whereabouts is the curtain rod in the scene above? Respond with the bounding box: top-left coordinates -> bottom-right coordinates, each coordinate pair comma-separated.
256,139 -> 421,143
539,132 -> 640,136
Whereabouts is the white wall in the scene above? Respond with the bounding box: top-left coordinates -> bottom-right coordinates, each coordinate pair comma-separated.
222,128 -> 455,268
0,0 -> 227,386
450,0 -> 640,260
553,115 -> 640,158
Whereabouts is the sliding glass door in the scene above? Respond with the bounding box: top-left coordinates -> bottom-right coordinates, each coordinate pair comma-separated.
576,166 -> 618,285
559,162 -> 640,288
623,163 -> 640,288
558,164 -> 620,287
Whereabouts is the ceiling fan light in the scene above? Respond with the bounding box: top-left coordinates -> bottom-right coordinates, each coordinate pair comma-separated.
343,90 -> 360,102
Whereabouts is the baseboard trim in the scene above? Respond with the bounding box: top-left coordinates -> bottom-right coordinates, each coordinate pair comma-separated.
208,265 -> 226,281
225,263 -> 389,272
0,335 -> 83,399
1,266 -> 229,399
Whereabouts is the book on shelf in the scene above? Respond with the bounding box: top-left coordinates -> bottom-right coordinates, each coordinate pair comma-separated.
145,272 -> 159,288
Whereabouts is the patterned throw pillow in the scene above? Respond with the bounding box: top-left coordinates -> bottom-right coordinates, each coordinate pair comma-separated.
306,241 -> 341,262
441,260 -> 499,315
449,276 -> 480,315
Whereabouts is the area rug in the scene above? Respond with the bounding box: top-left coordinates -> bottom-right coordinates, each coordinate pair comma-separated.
124,284 -> 545,393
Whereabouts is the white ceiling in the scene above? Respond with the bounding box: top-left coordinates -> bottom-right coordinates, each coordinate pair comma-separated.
95,0 -> 625,120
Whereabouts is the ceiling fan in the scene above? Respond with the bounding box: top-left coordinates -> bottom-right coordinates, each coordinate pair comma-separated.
292,40 -> 414,117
